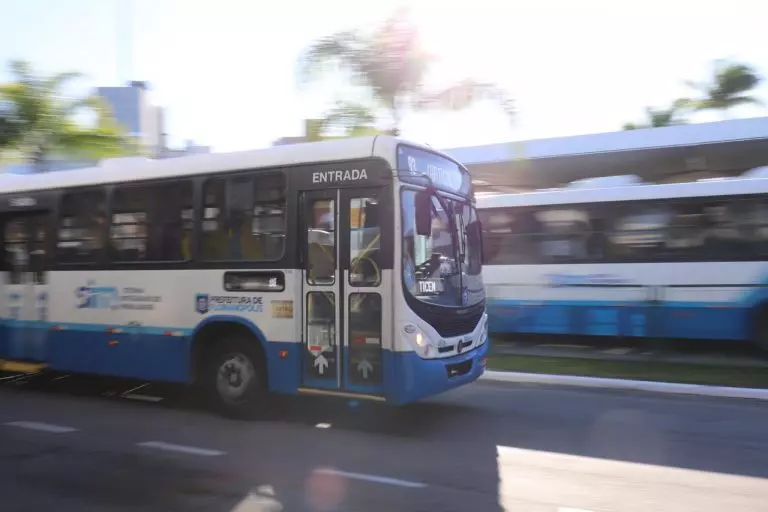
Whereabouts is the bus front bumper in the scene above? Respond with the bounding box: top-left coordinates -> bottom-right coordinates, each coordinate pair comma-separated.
388,340 -> 490,405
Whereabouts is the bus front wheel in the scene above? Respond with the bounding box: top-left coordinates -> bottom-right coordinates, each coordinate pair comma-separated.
203,336 -> 268,419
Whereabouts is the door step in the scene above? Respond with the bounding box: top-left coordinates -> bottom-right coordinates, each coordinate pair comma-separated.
0,360 -> 48,374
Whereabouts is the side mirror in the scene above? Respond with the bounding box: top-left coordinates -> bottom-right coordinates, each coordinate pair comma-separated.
415,191 -> 432,236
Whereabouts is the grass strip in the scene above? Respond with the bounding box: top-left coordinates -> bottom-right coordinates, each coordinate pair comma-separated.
487,354 -> 768,389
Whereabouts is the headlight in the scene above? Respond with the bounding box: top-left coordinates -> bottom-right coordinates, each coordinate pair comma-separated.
402,324 -> 434,357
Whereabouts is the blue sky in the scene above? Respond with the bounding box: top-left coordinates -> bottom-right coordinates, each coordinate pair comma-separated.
2,0 -> 766,152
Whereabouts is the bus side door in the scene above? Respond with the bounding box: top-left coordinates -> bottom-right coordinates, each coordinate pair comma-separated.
2,213 -> 50,362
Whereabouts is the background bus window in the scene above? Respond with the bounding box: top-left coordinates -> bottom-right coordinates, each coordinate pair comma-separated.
110,181 -> 193,262
349,197 -> 380,287
609,204 -> 671,261
534,207 -> 592,263
201,173 -> 286,261
57,189 -> 106,264
307,198 -> 335,285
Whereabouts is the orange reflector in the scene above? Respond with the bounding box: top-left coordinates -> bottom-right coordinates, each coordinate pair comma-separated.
279,350 -> 289,359
108,340 -> 119,346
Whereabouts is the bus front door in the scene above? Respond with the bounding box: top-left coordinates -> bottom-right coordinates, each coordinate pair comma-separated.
1,213 -> 49,363
300,188 -> 386,397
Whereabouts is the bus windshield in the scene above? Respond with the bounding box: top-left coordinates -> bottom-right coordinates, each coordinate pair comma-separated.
401,189 -> 484,308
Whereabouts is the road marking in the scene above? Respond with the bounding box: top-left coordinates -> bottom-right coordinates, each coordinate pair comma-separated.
122,394 -> 164,402
537,344 -> 590,350
558,508 -> 594,512
121,383 -> 149,395
4,421 -> 78,433
601,347 -> 632,355
315,468 -> 427,488
137,441 -> 225,457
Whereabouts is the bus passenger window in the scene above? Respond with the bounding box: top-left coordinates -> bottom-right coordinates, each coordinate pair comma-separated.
201,173 -> 286,261
110,181 -> 193,262
349,197 -> 380,287
57,189 -> 107,263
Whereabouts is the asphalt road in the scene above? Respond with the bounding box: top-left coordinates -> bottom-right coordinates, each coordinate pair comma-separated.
0,374 -> 766,511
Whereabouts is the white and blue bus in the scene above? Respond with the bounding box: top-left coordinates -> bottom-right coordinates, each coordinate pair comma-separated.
0,136 -> 488,416
478,171 -> 768,351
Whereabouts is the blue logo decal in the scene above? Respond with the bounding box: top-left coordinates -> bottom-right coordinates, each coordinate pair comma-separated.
75,281 -> 119,309
195,293 -> 210,314
461,287 -> 469,306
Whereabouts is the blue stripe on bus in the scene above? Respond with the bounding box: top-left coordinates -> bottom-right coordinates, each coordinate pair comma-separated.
0,318 -> 490,403
487,299 -> 750,341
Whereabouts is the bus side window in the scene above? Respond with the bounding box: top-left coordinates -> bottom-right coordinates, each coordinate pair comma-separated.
109,181 -> 192,263
57,189 -> 107,264
201,173 -> 286,262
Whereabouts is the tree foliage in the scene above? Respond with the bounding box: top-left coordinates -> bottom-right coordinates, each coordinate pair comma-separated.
298,8 -> 514,135
0,60 -> 131,170
685,60 -> 763,113
623,99 -> 690,130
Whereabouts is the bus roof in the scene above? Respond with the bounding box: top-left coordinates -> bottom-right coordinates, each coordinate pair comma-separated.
449,117 -> 768,192
477,173 -> 768,209
0,136 -> 450,195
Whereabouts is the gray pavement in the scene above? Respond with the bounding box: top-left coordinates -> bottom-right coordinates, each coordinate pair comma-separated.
0,377 -> 766,511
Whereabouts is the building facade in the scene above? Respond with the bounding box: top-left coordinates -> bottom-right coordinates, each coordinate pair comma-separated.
96,81 -> 165,157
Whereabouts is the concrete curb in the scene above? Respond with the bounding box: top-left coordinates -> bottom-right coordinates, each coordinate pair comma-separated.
480,371 -> 768,401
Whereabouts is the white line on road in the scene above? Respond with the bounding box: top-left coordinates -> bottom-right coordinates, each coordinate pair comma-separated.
558,508 -> 595,512
121,383 -> 149,395
137,441 -> 225,457
4,421 -> 78,433
122,394 -> 164,402
315,468 -> 427,489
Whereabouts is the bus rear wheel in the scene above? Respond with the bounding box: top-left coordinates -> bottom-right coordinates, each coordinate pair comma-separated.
202,337 -> 268,419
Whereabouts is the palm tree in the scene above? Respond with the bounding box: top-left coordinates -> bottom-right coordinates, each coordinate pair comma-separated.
312,101 -> 383,140
684,60 -> 763,118
298,9 -> 514,136
0,60 -> 130,171
623,99 -> 690,130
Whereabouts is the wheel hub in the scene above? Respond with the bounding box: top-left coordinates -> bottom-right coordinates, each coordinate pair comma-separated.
216,353 -> 255,404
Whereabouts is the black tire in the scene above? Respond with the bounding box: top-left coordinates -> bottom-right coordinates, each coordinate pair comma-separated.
202,336 -> 268,419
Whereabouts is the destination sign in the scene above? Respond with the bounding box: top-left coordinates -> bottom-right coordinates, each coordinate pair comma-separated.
397,146 -> 470,195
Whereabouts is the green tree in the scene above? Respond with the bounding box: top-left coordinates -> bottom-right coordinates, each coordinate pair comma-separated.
684,60 -> 763,118
0,60 -> 130,170
0,99 -> 23,147
306,101 -> 392,141
298,9 -> 514,136
623,99 -> 689,130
